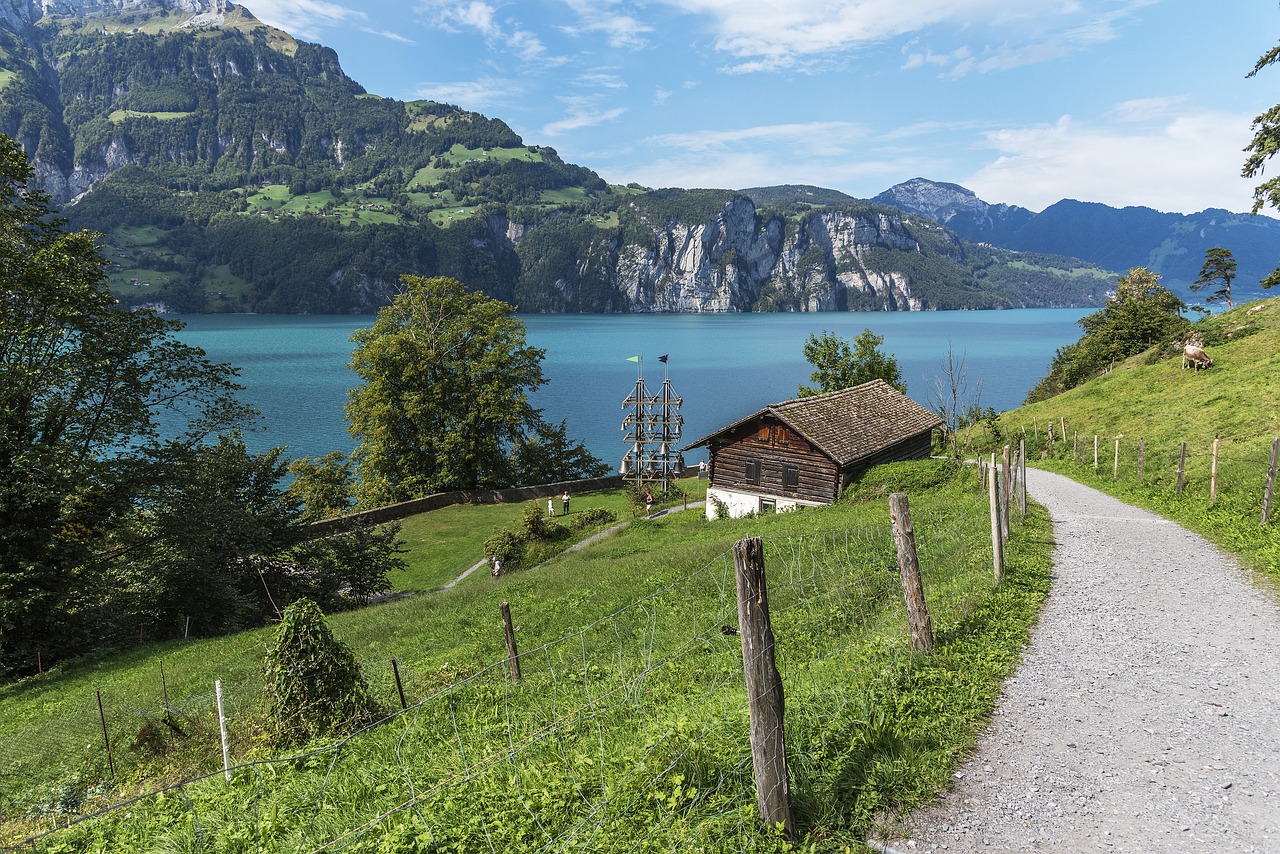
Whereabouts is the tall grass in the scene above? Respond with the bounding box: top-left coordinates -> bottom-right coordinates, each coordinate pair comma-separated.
3,465 -> 1053,851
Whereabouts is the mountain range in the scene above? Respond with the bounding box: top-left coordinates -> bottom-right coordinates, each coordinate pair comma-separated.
0,0 -> 1272,313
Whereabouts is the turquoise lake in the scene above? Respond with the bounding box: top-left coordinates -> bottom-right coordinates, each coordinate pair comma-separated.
171,310 -> 1089,469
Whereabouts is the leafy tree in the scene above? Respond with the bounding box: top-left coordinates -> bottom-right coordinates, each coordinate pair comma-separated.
509,419 -> 610,486
1191,247 -> 1238,309
119,435 -> 307,636
1025,267 -> 1189,402
799,329 -> 905,397
0,135 -> 251,675
287,451 -> 356,521
1245,42 -> 1280,288
346,275 -> 549,506
262,598 -> 380,748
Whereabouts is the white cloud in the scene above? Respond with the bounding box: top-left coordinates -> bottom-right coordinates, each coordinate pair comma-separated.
647,121 -> 869,157
414,77 -> 523,111
963,106 -> 1259,213
240,0 -> 365,39
418,0 -> 547,61
361,27 -> 415,45
558,0 -> 653,49
542,96 -> 629,135
653,0 -> 1154,72
653,87 -> 672,105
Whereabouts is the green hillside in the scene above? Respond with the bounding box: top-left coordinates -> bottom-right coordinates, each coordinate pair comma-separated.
0,5 -> 1109,314
1001,297 -> 1280,582
0,466 -> 1053,851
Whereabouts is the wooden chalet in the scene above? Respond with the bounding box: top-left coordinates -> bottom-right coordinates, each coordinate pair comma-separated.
683,380 -> 943,518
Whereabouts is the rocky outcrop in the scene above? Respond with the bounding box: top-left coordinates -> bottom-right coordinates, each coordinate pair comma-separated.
608,197 -> 929,312
874,177 -> 1035,246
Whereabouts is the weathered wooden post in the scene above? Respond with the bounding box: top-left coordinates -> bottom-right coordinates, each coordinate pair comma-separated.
889,494 -> 934,653
1001,445 -> 1011,541
1210,438 -> 1220,502
988,454 -> 1004,582
1093,435 -> 1099,471
1176,441 -> 1187,494
1060,417 -> 1066,444
733,537 -> 795,841
1019,439 -> 1027,517
1262,437 -> 1279,525
1113,437 -> 1120,481
500,602 -> 522,684
1032,415 -> 1038,439
215,680 -> 231,781
1073,431 -> 1079,461
1138,438 -> 1145,485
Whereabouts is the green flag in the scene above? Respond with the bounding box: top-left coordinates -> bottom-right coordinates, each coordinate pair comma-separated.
626,355 -> 640,362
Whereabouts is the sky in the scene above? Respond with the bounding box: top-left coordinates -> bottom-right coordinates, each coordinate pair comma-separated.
236,0 -> 1280,216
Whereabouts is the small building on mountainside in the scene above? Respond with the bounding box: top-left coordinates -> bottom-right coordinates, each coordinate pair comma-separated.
683,380 -> 943,519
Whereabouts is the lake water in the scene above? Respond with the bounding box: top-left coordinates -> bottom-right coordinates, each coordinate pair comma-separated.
171,310 -> 1089,468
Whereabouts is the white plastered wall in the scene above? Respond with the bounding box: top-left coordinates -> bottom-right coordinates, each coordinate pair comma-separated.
704,486 -> 826,520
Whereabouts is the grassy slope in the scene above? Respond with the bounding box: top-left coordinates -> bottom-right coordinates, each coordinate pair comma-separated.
1000,296 -> 1280,582
1,468 -> 1051,850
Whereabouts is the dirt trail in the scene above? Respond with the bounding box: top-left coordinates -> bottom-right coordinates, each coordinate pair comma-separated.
875,468 -> 1280,852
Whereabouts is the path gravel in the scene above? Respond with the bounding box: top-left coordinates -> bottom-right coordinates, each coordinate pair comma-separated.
875,468 -> 1280,853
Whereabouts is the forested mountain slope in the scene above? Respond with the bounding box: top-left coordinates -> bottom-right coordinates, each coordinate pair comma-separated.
0,0 -> 1109,313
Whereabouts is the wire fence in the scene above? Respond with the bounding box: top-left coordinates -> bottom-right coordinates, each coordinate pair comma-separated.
5,487 -> 1015,852
1006,418 -> 1280,524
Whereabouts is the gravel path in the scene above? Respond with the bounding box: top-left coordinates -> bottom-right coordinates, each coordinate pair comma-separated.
874,468 -> 1280,853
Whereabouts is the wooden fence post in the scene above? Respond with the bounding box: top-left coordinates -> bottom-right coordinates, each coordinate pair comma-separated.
1138,438 -> 1145,485
1033,416 -> 1038,439
733,537 -> 796,841
96,690 -> 115,779
1060,417 -> 1066,444
1093,435 -> 1099,471
500,602 -> 522,684
1073,431 -> 1079,461
1113,437 -> 1120,481
1018,438 -> 1027,517
391,659 -> 407,709
988,454 -> 1004,582
1211,438 -> 1220,502
1177,441 -> 1187,494
1262,437 -> 1279,525
889,494 -> 934,653
215,680 -> 231,781
1001,446 -> 1011,541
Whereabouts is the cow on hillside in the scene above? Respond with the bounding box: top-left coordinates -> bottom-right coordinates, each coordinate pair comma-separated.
1182,343 -> 1213,371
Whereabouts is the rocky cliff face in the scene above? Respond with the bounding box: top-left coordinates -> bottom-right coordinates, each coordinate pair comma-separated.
608,197 -> 929,312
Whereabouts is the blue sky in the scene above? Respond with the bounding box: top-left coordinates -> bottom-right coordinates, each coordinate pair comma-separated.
239,0 -> 1279,216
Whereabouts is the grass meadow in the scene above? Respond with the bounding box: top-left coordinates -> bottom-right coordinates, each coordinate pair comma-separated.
1,465 -> 1052,851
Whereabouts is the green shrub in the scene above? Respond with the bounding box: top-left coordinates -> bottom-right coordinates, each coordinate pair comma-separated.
484,529 -> 523,567
844,458 -> 961,502
262,599 -> 380,749
571,507 -> 617,529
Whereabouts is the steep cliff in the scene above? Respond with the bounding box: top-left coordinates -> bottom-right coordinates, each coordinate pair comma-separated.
513,191 -> 1108,314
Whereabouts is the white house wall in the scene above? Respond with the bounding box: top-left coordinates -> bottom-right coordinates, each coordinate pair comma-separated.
705,486 -> 827,520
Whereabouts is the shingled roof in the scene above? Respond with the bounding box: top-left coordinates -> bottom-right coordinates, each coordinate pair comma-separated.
684,380 -> 943,467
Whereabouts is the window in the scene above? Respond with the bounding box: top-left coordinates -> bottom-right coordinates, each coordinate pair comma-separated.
783,465 -> 800,492
745,459 -> 760,485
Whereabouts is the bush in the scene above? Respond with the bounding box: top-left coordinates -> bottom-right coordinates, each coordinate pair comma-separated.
570,507 -> 617,529
484,530 -> 523,568
262,599 -> 380,748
